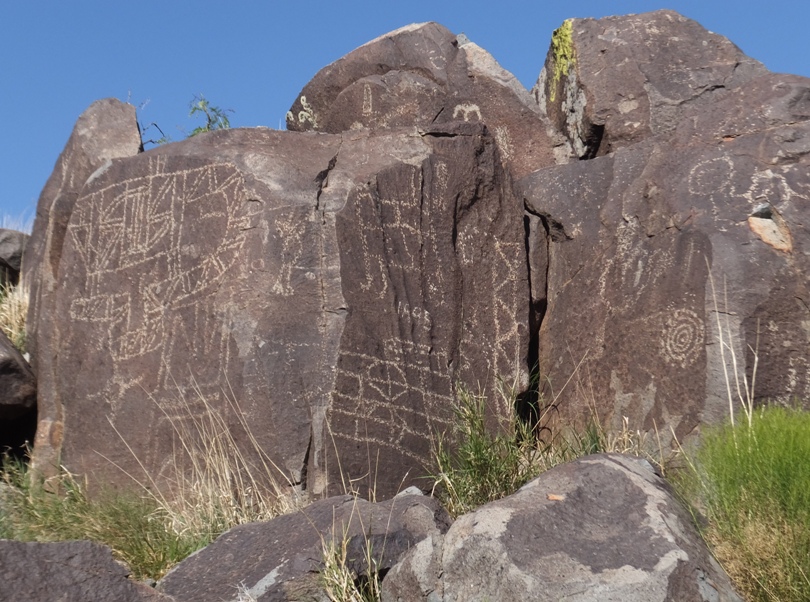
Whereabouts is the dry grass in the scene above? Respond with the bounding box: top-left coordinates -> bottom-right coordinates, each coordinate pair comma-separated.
0,280 -> 28,352
319,501 -> 384,602
109,378 -> 303,541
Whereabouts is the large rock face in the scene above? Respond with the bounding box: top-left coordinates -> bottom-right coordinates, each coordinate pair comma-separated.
535,10 -> 767,159
31,123 -> 528,498
521,53 -> 810,439
25,98 -> 142,476
286,22 -> 559,178
382,454 -> 742,602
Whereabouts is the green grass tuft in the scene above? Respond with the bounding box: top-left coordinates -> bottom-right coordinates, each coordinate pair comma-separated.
430,381 -> 654,518
677,405 -> 810,601
0,457 -> 204,580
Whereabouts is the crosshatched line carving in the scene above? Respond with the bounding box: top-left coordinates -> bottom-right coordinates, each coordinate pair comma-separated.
66,158 -> 252,402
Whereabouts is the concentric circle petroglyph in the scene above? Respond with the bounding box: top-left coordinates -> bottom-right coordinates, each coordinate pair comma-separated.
687,156 -> 735,196
660,308 -> 704,369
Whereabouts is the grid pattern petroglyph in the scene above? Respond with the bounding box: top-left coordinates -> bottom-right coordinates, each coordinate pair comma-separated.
331,338 -> 454,461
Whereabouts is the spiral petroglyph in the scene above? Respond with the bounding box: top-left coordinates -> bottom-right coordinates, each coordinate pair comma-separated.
660,309 -> 704,369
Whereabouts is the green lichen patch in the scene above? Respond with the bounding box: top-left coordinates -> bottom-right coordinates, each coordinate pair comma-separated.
549,19 -> 575,103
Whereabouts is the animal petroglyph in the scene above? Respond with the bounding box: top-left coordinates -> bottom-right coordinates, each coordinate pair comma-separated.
452,103 -> 482,122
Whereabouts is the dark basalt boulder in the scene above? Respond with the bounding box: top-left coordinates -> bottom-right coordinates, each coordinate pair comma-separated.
286,22 -> 560,179
24,98 -> 142,478
0,228 -> 29,286
158,492 -> 450,602
520,64 -> 810,440
0,540 -> 174,602
382,454 -> 742,602
0,329 -> 36,455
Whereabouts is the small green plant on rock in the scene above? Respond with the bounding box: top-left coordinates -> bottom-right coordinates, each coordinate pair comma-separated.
188,94 -> 232,137
549,19 -> 575,102
430,378 -> 654,518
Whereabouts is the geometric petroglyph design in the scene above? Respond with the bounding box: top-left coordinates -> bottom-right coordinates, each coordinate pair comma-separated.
354,169 -> 424,298
687,156 -> 735,197
493,125 -> 513,161
490,240 -> 524,375
457,235 -> 524,392
659,308 -> 705,369
331,338 -> 454,462
66,157 -> 251,400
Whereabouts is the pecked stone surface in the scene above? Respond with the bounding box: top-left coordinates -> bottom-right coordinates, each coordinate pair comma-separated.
32,120 -> 528,499
535,10 -> 767,159
286,22 -> 559,178
519,69 -> 810,440
0,540 -> 174,602
381,454 -> 742,602
25,98 -> 142,477
158,492 -> 451,602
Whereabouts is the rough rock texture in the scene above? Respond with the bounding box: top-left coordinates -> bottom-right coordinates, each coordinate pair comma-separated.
0,329 -> 37,454
25,98 -> 142,476
0,329 -> 36,418
535,10 -> 768,159
382,454 -> 742,602
0,228 -> 29,285
32,122 -> 527,499
287,22 -> 559,178
158,492 -> 451,602
520,66 -> 810,439
0,540 -> 174,602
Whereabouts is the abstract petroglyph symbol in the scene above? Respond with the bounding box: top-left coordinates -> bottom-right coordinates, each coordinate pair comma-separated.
353,168 -> 424,298
286,95 -> 318,127
494,125 -> 513,161
268,209 -> 308,296
362,83 -> 373,117
659,308 -> 704,369
687,156 -> 735,197
452,103 -> 482,122
67,158 -> 251,408
331,338 -> 454,461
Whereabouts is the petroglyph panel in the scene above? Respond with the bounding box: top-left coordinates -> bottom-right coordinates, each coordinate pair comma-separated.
48,128 -> 349,494
66,157 -> 249,400
327,124 -> 529,497
331,338 -> 454,462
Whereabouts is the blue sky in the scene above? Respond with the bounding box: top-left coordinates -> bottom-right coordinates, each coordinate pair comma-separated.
1,1 -> 806,225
